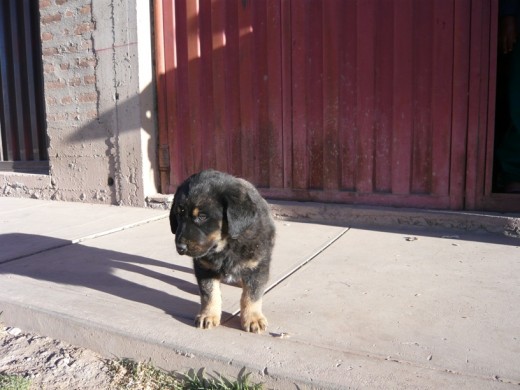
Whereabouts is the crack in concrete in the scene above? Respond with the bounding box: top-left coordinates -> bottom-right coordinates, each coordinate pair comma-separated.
109,0 -> 123,206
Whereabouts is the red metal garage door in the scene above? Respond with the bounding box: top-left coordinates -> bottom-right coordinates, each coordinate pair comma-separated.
155,0 -> 484,210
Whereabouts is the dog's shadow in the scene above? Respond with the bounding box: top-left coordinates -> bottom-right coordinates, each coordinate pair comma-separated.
221,314 -> 242,330
0,233 -> 234,327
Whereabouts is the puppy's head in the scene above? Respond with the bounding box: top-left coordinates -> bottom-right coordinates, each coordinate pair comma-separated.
169,170 -> 257,258
170,174 -> 225,258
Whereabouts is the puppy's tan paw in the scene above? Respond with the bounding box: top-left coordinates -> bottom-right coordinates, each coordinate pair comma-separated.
241,312 -> 268,333
195,313 -> 221,329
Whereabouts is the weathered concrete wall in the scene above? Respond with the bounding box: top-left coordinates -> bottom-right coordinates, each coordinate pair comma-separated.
0,0 -> 158,207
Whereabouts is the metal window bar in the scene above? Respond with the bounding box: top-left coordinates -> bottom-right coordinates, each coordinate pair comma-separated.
0,0 -> 48,172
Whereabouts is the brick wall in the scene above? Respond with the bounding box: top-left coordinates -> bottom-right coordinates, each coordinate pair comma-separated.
38,0 -> 115,203
40,0 -> 98,126
1,0 -> 157,206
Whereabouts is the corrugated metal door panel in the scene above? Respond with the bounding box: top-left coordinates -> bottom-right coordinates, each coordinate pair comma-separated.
339,0 -> 359,192
266,1 -> 285,189
156,0 -> 482,210
450,0 -> 471,210
355,0 -> 376,194
374,0 -> 394,194
160,0 -> 284,190
431,1 -> 455,197
153,0 -> 169,186
285,0 -> 457,202
321,0 -> 340,192
411,1 -> 434,195
290,0 -> 307,190
280,0 -> 293,190
391,0 -> 414,196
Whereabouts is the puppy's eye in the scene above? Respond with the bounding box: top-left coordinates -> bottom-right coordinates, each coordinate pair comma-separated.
177,206 -> 185,215
195,213 -> 207,223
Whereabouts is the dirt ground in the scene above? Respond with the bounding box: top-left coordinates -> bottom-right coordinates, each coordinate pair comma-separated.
0,325 -> 114,389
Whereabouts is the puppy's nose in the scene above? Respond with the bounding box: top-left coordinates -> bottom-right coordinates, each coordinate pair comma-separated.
176,242 -> 188,255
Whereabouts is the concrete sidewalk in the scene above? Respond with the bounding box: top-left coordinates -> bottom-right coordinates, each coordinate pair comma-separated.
0,197 -> 519,389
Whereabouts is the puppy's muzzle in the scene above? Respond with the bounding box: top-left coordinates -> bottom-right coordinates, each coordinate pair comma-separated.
176,242 -> 188,255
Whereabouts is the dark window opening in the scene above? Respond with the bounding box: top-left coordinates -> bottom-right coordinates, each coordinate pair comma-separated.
0,0 -> 48,174
493,0 -> 520,194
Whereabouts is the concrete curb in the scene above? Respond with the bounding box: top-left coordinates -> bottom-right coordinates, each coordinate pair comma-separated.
269,200 -> 520,237
0,300 -> 340,389
142,194 -> 520,237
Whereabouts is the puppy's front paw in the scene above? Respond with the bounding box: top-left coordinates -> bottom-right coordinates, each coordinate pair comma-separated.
195,312 -> 221,329
241,311 -> 268,333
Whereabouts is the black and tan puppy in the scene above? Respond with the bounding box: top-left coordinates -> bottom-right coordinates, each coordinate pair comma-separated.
170,170 -> 275,333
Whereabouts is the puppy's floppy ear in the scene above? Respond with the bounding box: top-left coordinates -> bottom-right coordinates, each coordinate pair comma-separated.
224,185 -> 257,239
169,204 -> 178,234
170,179 -> 190,235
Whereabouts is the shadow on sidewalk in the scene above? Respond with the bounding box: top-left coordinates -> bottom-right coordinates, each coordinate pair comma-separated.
0,234 -> 236,326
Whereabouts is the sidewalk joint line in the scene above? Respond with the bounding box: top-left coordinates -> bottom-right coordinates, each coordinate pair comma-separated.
0,214 -> 168,266
228,227 -> 351,318
265,227 -> 350,295
71,214 -> 168,244
0,243 -> 73,266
